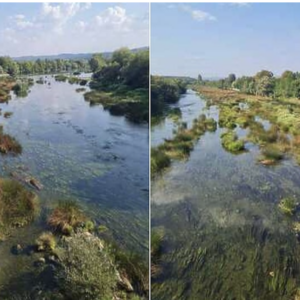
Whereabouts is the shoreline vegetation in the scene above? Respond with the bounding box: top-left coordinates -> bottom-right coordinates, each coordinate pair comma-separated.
84,48 -> 149,124
0,50 -> 149,299
151,70 -> 300,177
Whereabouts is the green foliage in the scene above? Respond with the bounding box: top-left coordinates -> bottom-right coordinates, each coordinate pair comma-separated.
0,56 -> 90,76
151,76 -> 187,117
205,69 -> 300,100
221,131 -> 245,153
278,197 -> 297,215
35,232 -> 56,251
151,148 -> 171,176
56,233 -> 117,300
0,179 -> 38,231
88,48 -> 149,123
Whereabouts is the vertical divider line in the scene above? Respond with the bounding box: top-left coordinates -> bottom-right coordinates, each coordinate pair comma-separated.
148,1 -> 151,299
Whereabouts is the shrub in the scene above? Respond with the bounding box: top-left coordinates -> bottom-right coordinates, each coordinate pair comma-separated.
56,233 -> 117,300
35,232 -> 56,251
48,200 -> 86,234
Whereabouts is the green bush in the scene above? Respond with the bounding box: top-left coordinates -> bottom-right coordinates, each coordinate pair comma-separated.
56,233 -> 117,300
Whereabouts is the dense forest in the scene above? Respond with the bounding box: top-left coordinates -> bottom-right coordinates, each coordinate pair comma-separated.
199,70 -> 300,99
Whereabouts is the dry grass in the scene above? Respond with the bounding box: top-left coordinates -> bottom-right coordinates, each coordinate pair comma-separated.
48,200 -> 86,234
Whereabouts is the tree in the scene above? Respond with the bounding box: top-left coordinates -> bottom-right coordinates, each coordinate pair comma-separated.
227,73 -> 236,85
256,76 -> 275,97
89,54 -> 106,73
122,49 -> 149,89
198,74 -> 203,83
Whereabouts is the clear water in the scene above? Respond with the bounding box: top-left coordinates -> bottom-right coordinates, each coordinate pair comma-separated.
151,91 -> 300,299
0,75 -> 149,291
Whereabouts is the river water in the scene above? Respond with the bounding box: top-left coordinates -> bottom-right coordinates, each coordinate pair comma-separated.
0,75 -> 149,293
152,90 -> 300,300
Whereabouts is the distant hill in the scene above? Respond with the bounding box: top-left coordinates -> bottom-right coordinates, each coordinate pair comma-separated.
13,47 -> 148,62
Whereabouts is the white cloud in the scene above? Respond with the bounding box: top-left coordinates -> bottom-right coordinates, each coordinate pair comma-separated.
10,14 -> 34,29
95,6 -> 132,31
191,10 -> 216,21
0,3 -> 148,57
178,5 -> 216,22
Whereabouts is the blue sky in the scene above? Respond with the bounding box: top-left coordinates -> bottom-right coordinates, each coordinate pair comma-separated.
151,3 -> 300,78
0,3 -> 149,57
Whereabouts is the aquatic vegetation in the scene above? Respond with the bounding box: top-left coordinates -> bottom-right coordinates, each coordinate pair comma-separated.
36,78 -> 44,84
110,243 -> 149,296
220,130 -> 245,153
0,77 -> 15,102
84,220 -> 95,232
98,224 -> 109,233
84,90 -> 113,105
152,115 -> 217,175
151,148 -> 171,176
3,111 -> 13,118
0,126 -> 22,154
259,144 -> 284,165
278,197 -> 298,215
167,107 -> 182,121
48,200 -> 87,234
75,87 -> 86,93
151,229 -> 164,278
0,179 -> 38,234
54,74 -> 67,82
35,232 -> 56,252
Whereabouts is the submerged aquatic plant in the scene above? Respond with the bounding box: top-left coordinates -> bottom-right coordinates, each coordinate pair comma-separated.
278,197 -> 298,215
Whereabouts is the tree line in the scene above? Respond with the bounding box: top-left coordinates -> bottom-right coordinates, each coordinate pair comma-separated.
89,47 -> 149,91
198,70 -> 300,99
0,56 -> 90,76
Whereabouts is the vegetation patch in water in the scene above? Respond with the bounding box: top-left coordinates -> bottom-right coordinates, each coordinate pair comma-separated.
35,232 -> 57,252
75,87 -> 86,93
48,200 -> 87,235
151,229 -> 164,278
0,179 -> 39,239
54,74 -> 67,82
220,130 -> 245,153
278,197 -> 298,215
3,111 -> 13,118
0,126 -> 22,154
151,114 -> 217,176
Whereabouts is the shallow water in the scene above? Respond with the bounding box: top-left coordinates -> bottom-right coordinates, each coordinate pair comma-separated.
0,75 -> 148,292
151,91 -> 300,299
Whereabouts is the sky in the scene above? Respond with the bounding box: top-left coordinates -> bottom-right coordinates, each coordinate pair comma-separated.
0,2 -> 149,57
151,3 -> 300,78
